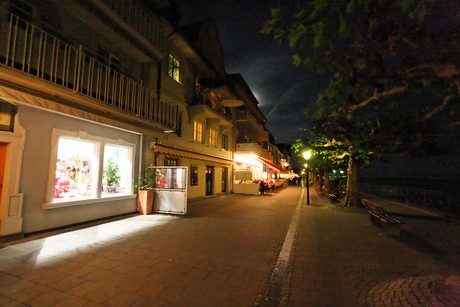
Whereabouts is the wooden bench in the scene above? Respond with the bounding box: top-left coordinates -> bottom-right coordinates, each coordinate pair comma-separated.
362,198 -> 404,236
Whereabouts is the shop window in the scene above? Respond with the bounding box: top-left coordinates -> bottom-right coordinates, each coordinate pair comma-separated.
209,129 -> 217,147
168,54 -> 181,83
193,121 -> 203,143
52,129 -> 134,203
102,144 -> 133,196
221,134 -> 228,151
190,165 -> 198,186
54,137 -> 97,200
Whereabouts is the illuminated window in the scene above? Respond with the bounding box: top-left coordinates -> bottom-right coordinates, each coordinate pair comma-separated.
193,121 -> 203,142
221,134 -> 228,150
209,129 -> 218,147
102,144 -> 133,197
168,54 -> 181,82
52,129 -> 134,203
54,138 -> 98,200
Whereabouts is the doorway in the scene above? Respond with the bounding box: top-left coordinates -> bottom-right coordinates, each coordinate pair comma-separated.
0,143 -> 6,201
205,166 -> 213,196
222,167 -> 228,193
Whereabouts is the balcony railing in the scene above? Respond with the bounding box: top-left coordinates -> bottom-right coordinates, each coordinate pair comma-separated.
236,141 -> 273,161
0,9 -> 179,130
101,0 -> 167,54
191,92 -> 232,121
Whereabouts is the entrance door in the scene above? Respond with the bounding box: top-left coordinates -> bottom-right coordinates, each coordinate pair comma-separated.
222,167 -> 228,193
205,166 -> 213,196
0,143 -> 6,202
0,116 -> 25,236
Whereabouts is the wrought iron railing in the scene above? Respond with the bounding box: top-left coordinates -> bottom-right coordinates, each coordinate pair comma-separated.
0,8 -> 179,129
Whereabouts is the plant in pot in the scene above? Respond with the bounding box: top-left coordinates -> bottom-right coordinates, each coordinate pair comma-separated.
135,176 -> 154,215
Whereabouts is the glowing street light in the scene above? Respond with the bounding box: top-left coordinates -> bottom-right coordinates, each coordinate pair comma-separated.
302,151 -> 312,205
302,151 -> 312,160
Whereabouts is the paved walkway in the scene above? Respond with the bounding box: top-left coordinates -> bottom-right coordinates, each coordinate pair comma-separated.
290,188 -> 460,306
1,186 -> 459,306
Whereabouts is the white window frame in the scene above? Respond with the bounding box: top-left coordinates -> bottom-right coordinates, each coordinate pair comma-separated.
102,143 -> 134,197
193,121 -> 203,143
43,129 -> 135,208
209,128 -> 218,147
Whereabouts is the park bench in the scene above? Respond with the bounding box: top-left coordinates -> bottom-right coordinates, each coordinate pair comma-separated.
362,198 -> 404,237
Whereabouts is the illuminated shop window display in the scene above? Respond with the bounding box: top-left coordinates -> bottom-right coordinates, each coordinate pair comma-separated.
54,138 -> 97,200
52,130 -> 134,203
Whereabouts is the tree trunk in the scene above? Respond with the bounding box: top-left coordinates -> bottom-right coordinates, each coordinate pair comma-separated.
343,153 -> 362,207
323,170 -> 330,191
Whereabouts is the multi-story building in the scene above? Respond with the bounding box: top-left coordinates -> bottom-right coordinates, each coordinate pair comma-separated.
229,74 -> 290,195
0,0 -> 239,237
0,0 -> 290,237
151,19 -> 238,200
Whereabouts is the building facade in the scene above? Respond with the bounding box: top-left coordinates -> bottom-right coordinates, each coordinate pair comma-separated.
0,0 -> 289,237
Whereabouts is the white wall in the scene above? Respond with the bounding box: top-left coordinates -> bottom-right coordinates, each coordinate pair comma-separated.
19,105 -> 141,233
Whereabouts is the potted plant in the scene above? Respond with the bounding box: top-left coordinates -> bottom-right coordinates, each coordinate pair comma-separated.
135,176 -> 154,215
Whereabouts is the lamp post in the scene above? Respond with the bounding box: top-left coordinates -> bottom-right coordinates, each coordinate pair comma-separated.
302,151 -> 312,205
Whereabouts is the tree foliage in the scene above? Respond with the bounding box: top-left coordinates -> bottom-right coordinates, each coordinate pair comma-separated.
264,0 -> 459,206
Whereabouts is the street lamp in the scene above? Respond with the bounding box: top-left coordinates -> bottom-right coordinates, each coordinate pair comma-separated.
302,151 -> 312,205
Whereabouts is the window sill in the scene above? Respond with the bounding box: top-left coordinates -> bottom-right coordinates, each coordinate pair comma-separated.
42,194 -> 136,209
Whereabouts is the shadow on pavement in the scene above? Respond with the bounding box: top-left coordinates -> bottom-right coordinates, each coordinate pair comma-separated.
397,230 -> 454,265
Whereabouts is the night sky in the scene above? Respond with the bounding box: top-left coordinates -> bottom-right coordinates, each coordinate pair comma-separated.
176,0 -> 326,145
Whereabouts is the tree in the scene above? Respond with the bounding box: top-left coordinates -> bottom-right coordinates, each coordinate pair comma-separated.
292,135 -> 348,190
263,0 -> 459,206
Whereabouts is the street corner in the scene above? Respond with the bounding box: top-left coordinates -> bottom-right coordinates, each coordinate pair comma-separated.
366,274 -> 460,306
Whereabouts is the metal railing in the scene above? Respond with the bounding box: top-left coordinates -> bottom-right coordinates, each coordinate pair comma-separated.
0,9 -> 179,129
359,182 -> 460,214
191,91 -> 231,121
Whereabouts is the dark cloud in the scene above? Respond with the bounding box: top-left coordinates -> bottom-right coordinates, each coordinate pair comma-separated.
176,1 -> 323,144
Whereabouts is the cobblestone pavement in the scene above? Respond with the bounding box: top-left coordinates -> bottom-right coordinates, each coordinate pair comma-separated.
288,189 -> 460,307
1,186 -> 459,306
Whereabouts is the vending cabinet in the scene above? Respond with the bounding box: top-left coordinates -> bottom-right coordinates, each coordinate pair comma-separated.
147,166 -> 187,216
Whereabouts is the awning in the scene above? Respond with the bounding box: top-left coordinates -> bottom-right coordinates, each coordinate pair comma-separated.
222,99 -> 244,107
257,156 -> 288,174
153,143 -> 233,165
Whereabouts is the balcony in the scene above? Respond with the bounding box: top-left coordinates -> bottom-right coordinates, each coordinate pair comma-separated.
98,0 -> 168,57
236,142 -> 273,161
188,91 -> 232,128
235,109 -> 267,141
0,9 -> 179,131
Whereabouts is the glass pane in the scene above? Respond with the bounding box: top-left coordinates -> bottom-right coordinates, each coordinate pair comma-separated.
54,138 -> 96,200
171,168 -> 186,189
102,145 -> 132,196
153,167 -> 186,189
154,168 -> 169,188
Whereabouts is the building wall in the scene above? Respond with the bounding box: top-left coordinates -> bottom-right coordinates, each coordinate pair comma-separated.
19,105 -> 140,233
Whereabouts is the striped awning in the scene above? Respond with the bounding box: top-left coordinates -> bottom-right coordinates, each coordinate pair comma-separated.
257,156 -> 289,174
153,143 -> 233,165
